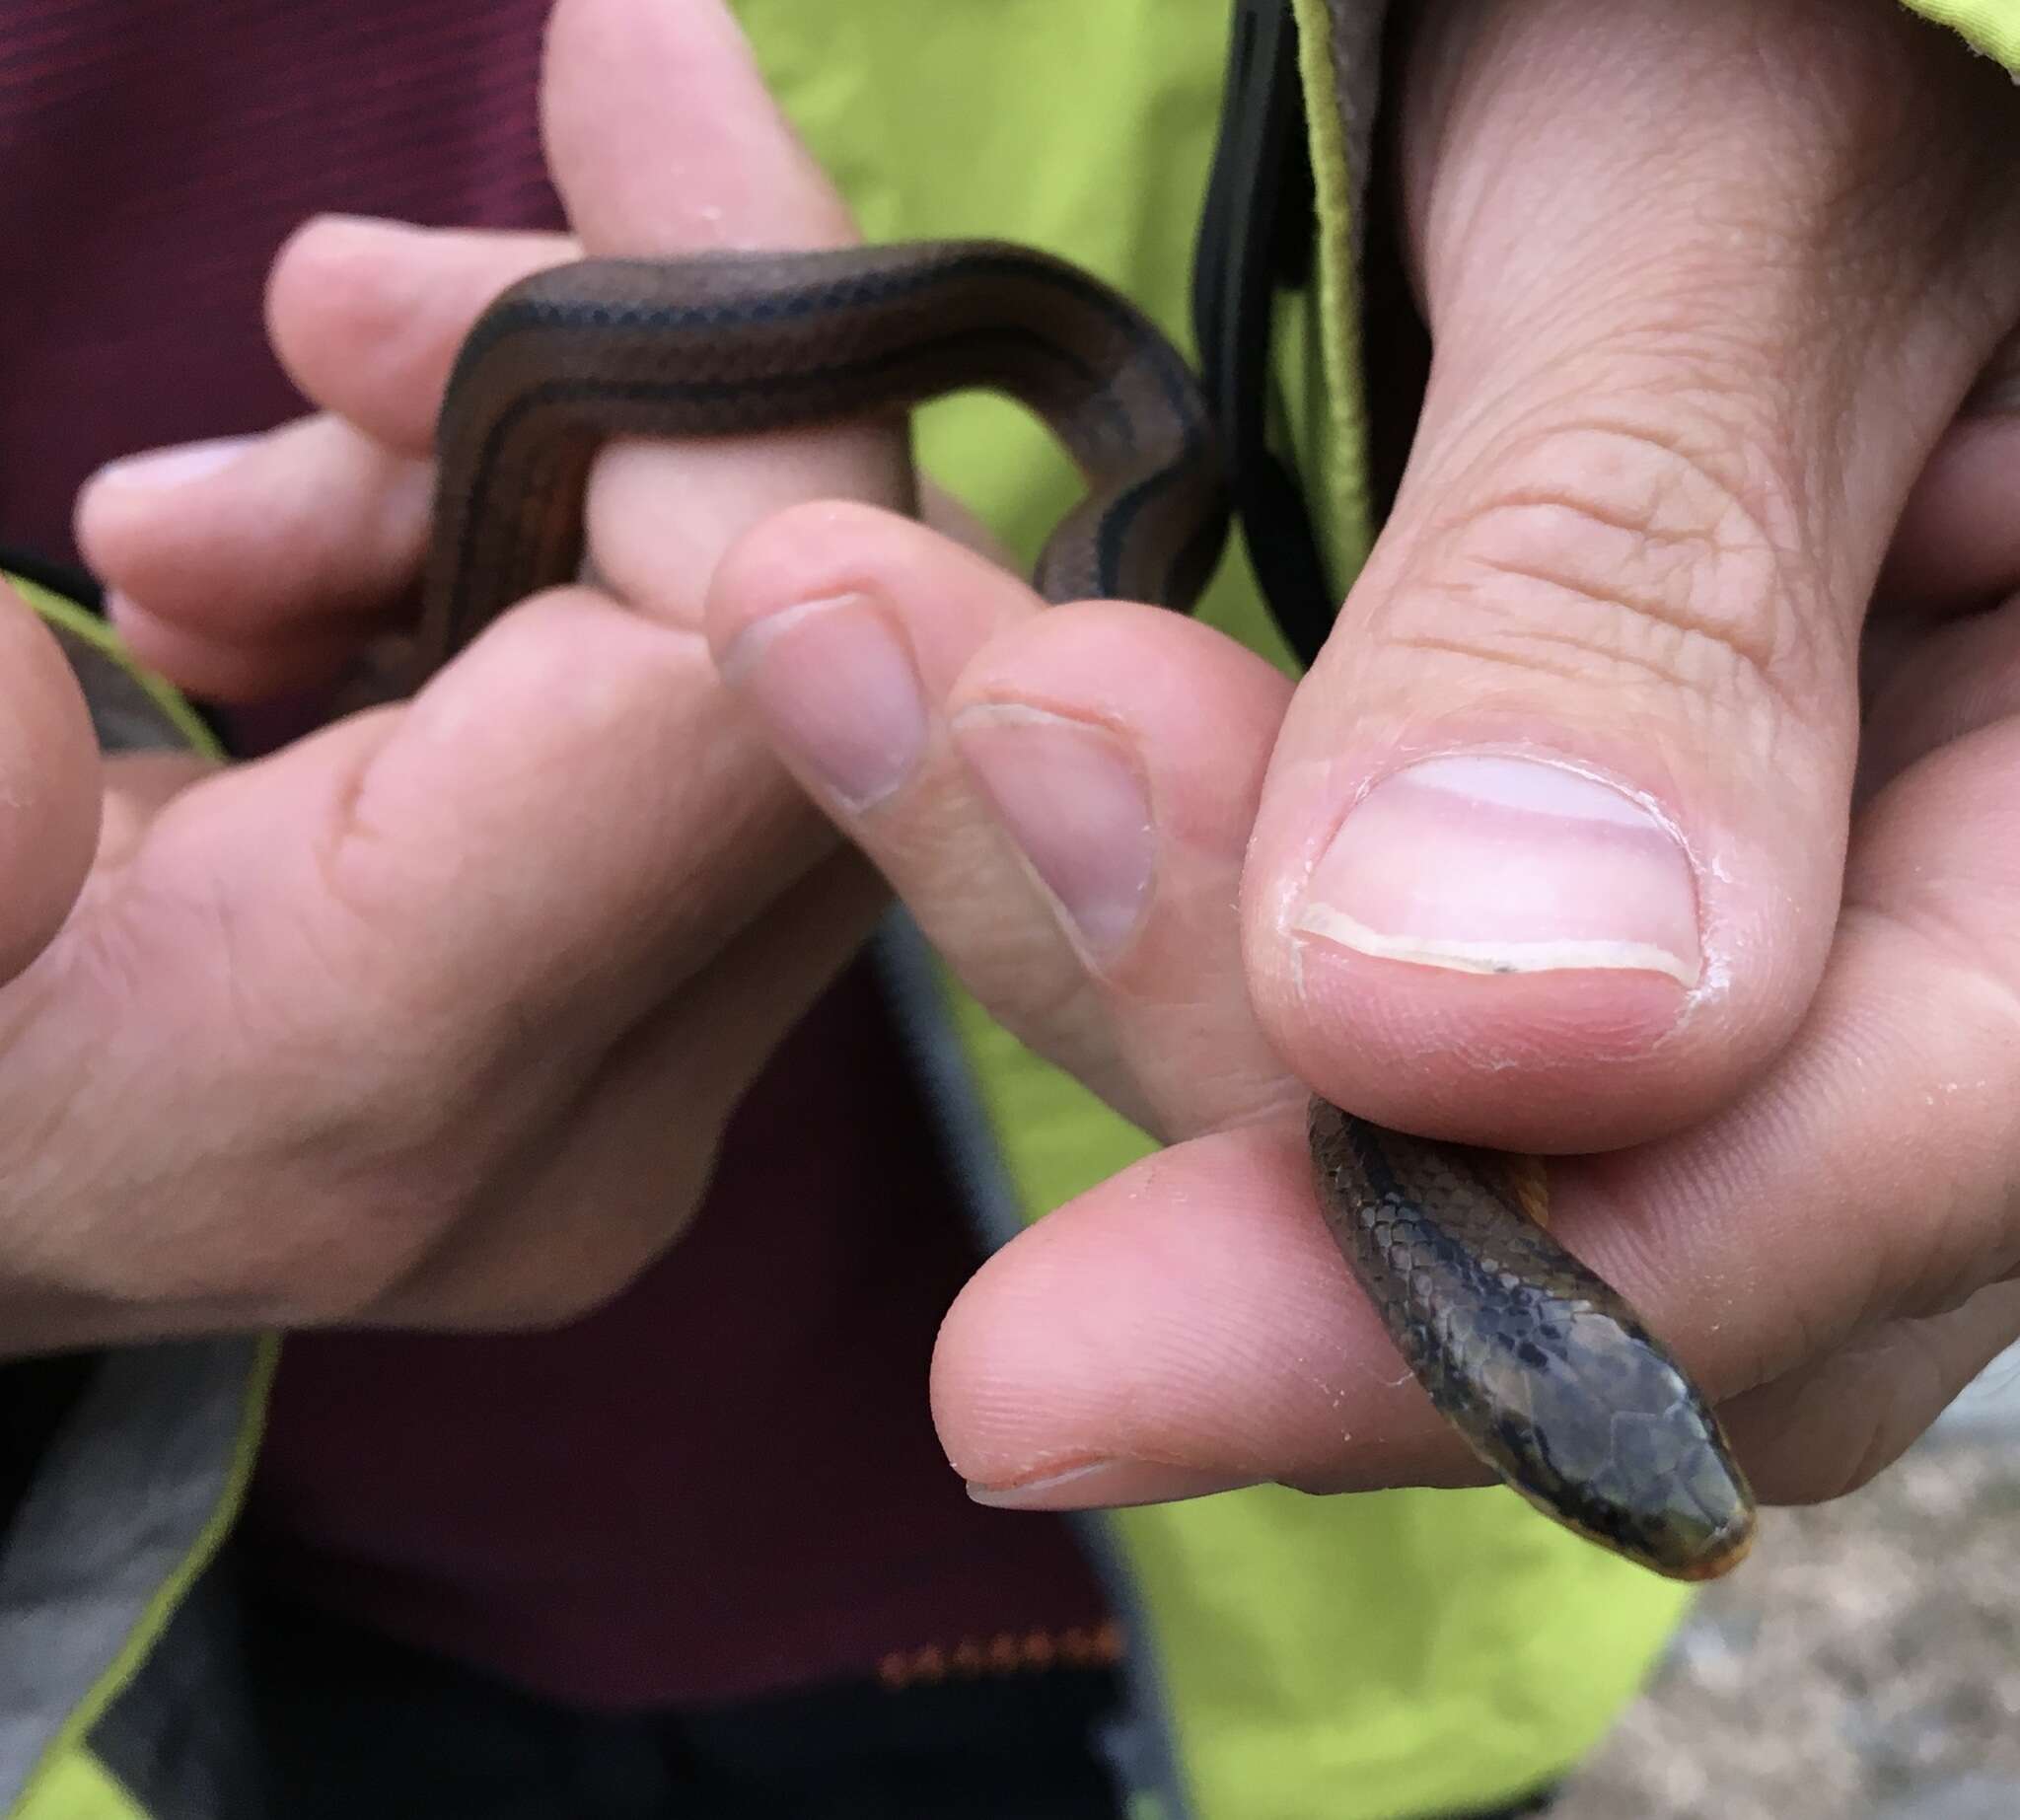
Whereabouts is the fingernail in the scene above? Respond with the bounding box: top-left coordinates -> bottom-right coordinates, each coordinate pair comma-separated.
93,436 -> 257,491
1295,755 -> 1700,985
720,593 -> 926,811
967,1459 -> 1268,1511
951,704 -> 1153,965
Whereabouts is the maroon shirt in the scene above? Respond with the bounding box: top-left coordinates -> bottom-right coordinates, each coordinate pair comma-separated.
2,0 -> 1108,1708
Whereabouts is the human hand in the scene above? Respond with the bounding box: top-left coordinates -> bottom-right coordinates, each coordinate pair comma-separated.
706,0 -> 2020,1513
3,0 -> 902,1350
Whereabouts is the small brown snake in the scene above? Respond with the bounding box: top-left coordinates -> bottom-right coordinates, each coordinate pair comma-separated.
420,241 -> 1755,1579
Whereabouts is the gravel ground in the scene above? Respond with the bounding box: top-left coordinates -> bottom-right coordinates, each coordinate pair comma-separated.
1552,1350 -> 2020,1820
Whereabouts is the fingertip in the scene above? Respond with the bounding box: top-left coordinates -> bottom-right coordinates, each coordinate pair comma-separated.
929,1123 -> 1469,1493
707,499 -> 891,653
946,600 -> 1293,818
264,215 -> 427,423
708,500 -> 1024,694
80,417 -> 429,671
265,218 -> 578,453
75,437 -> 260,581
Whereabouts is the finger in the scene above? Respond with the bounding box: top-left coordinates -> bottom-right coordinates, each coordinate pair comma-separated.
1713,1280 -> 2020,1506
541,0 -> 906,630
267,218 -> 582,453
709,502 -> 1296,1138
1884,358 -> 2020,609
1243,0 -> 2020,1153
934,709 -> 2020,1507
80,414 -> 430,697
541,0 -> 853,258
934,1120 -> 1465,1502
101,594 -> 382,703
1859,590 -> 2020,800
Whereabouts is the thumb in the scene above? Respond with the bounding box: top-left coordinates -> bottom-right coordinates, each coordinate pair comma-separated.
1245,0 -> 2020,1151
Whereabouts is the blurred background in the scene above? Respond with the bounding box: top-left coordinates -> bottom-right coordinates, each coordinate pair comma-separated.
1555,1347 -> 2020,1820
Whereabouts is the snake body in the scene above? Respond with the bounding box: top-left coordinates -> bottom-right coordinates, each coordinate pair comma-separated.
425,241 -> 1756,1581
421,244 -> 1229,654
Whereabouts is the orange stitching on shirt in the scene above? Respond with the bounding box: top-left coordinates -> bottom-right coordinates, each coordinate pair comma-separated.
877,1621 -> 1125,1689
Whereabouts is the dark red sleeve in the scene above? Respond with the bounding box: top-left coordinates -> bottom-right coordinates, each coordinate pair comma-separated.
0,0 -> 560,559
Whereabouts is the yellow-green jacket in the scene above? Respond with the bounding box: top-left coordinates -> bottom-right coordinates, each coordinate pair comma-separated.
6,2 -> 2018,1817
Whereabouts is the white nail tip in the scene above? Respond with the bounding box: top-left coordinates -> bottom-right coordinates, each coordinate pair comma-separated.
1292,901 -> 1701,987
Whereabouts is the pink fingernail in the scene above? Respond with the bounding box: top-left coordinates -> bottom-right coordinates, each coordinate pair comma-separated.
951,703 -> 1154,966
721,592 -> 927,811
968,1458 -> 1268,1511
1295,755 -> 1701,985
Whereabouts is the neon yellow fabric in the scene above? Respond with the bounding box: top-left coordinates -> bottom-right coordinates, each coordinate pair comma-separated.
1108,1489 -> 1681,1820
5,578 -> 224,761
1903,0 -> 2020,64
13,1754 -> 142,1820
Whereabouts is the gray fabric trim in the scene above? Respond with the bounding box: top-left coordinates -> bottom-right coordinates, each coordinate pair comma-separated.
870,912 -> 1197,1820
0,1338 -> 261,1810
43,620 -> 193,755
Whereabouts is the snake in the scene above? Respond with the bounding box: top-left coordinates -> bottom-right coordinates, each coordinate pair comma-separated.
418,240 -> 1756,1582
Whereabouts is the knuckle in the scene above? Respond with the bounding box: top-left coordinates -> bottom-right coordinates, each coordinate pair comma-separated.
1392,416 -> 1833,746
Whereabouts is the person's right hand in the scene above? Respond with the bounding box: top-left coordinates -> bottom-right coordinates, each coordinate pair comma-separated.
1,0 -> 903,1352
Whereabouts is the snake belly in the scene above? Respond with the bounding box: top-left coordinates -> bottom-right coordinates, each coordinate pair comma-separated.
425,239 -> 1756,1580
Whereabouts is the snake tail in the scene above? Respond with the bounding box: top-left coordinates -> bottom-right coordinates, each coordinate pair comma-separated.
1309,1097 -> 1756,1581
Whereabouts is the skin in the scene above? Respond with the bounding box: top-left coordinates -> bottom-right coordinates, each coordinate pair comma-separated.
35,0 -> 2020,1525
